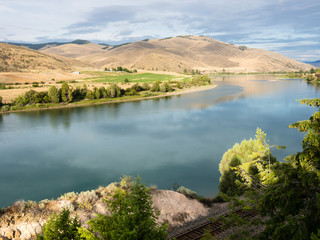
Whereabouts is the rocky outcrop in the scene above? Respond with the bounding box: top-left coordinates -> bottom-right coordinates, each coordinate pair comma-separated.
0,184 -> 212,240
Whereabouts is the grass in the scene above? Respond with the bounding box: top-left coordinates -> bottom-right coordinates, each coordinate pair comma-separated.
84,72 -> 191,83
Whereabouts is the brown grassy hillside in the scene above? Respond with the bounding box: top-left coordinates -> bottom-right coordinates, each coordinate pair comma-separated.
0,43 -> 91,72
40,35 -> 312,73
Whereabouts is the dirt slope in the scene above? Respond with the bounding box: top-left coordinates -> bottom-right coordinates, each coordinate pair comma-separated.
0,43 -> 91,72
40,35 -> 312,72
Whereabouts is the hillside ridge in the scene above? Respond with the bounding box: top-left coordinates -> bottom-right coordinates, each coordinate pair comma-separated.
39,35 -> 312,73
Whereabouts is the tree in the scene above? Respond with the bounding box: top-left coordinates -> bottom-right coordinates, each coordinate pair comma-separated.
61,82 -> 72,102
151,81 -> 160,92
219,128 -> 277,196
48,86 -> 60,103
79,176 -> 167,240
0,96 -> 3,107
37,208 -> 81,240
224,98 -> 320,239
107,84 -> 121,98
93,87 -> 100,99
257,98 -> 320,239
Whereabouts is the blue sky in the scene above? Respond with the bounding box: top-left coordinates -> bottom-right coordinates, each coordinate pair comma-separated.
1,0 -> 319,61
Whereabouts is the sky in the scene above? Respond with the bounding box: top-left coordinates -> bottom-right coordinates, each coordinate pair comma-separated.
0,0 -> 319,61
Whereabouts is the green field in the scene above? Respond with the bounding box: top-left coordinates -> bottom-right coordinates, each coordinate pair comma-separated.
84,72 -> 190,83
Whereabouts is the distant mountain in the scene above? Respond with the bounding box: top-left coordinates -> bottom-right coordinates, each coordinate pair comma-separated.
4,39 -> 92,50
0,42 -> 91,72
39,36 -> 312,73
305,60 -> 320,68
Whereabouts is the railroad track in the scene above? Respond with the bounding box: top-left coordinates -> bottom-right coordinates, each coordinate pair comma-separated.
170,209 -> 257,240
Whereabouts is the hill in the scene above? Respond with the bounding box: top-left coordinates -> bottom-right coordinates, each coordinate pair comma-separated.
305,60 -> 320,68
5,39 -> 94,50
0,42 -> 91,72
40,35 -> 312,73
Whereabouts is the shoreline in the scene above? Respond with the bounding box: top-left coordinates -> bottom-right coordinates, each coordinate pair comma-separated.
0,84 -> 217,114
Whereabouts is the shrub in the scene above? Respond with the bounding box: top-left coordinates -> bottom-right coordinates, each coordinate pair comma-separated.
141,83 -> 150,91
151,81 -> 160,92
0,96 -> 2,107
176,186 -> 198,199
79,177 -> 168,240
37,208 -> 81,240
85,90 -> 95,100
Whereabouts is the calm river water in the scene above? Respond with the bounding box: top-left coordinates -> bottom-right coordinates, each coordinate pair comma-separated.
0,75 -> 319,207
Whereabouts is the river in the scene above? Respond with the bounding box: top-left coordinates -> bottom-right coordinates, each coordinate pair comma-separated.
0,75 -> 319,207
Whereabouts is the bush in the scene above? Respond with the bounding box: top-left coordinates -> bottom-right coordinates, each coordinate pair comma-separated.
0,96 -> 2,107
190,75 -> 211,86
176,82 -> 182,89
176,186 -> 198,199
141,83 -> 150,91
37,208 -> 81,240
79,176 -> 167,240
151,81 -> 160,92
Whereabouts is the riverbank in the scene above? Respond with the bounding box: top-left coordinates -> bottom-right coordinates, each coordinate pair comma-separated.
0,84 -> 217,114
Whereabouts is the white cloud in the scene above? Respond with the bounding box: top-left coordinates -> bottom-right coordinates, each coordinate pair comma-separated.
0,0 -> 319,61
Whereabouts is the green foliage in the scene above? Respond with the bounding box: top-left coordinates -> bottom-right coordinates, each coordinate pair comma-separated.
219,157 -> 244,196
190,75 -> 211,86
311,230 -> 320,240
176,82 -> 182,89
0,83 -> 5,89
176,186 -> 198,199
80,176 -> 167,240
219,128 -> 277,196
85,90 -> 95,100
160,82 -> 173,92
13,90 -> 51,107
141,83 -> 150,91
224,98 -> 320,239
151,81 -> 161,92
0,96 -> 2,107
48,86 -> 60,103
61,82 -> 72,102
107,84 -> 122,98
93,87 -> 101,99
37,208 -> 81,240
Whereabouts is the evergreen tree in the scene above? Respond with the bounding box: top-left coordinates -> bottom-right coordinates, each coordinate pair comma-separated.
37,209 -> 81,240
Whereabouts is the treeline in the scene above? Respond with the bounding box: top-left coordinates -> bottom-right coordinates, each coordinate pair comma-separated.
306,68 -> 320,83
0,75 -> 212,112
104,66 -> 137,73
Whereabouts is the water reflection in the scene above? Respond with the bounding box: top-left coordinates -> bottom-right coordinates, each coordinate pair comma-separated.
0,76 -> 319,207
